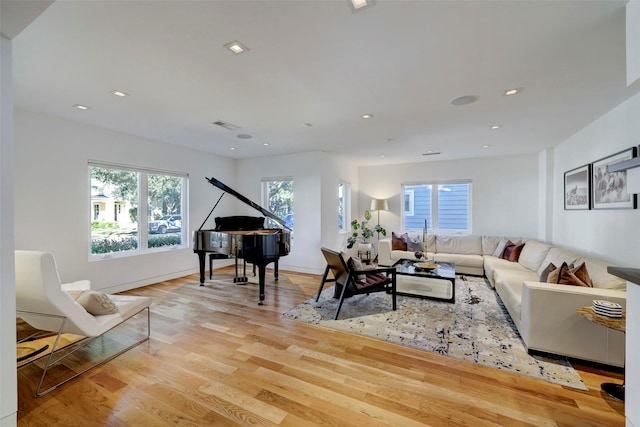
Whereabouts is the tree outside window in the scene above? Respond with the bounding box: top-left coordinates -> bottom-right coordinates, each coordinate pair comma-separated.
90,164 -> 187,257
262,178 -> 293,229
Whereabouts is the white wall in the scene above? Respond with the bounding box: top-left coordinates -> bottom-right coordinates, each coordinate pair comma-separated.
13,110 -> 236,292
358,153 -> 540,239
552,91 -> 640,267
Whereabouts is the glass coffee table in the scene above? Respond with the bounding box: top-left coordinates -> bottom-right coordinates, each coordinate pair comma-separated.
392,258 -> 456,303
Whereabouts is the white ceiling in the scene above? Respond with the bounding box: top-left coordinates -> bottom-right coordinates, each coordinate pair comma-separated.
11,0 -> 640,166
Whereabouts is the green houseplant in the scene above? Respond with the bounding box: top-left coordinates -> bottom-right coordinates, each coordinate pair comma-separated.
346,210 -> 387,249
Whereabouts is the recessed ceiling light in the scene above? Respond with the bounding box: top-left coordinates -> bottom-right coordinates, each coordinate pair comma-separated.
450,95 -> 477,106
236,134 -> 252,139
361,114 -> 373,119
504,88 -> 522,96
224,40 -> 249,55
380,155 -> 385,158
305,123 -> 313,127
348,0 -> 375,12
73,104 -> 90,110
229,147 -> 236,151
490,125 -> 502,130
110,90 -> 129,97
482,144 -> 491,148
263,142 -> 270,146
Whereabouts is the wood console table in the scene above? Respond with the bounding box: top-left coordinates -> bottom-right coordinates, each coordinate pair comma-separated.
577,306 -> 626,401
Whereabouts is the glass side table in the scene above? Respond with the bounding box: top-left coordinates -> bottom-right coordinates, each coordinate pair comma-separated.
576,306 -> 626,401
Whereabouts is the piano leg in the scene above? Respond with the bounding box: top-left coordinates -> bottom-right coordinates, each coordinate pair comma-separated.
274,259 -> 279,280
257,264 -> 266,305
197,251 -> 206,286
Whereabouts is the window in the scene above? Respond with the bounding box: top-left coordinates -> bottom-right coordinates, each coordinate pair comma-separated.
402,181 -> 471,233
90,163 -> 187,259
338,182 -> 351,232
262,177 -> 293,229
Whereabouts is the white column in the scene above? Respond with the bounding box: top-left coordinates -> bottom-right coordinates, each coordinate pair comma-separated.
0,34 -> 17,427
628,283 -> 640,427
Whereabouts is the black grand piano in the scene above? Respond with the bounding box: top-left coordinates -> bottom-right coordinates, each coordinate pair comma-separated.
193,177 -> 291,304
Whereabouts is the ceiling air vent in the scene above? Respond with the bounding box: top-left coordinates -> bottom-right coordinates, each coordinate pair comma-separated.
422,151 -> 441,156
212,120 -> 240,131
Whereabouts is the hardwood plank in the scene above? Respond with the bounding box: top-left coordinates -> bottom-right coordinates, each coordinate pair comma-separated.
17,266 -> 626,426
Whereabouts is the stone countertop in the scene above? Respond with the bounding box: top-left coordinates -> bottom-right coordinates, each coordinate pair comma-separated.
608,266 -> 640,286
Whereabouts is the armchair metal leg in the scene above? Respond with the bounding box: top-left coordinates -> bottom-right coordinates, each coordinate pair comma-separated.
18,308 -> 151,397
333,273 -> 353,320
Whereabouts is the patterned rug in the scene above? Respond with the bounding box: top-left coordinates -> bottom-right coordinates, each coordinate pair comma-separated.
283,275 -> 587,390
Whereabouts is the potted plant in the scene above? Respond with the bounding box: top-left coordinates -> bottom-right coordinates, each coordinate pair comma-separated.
346,210 -> 386,249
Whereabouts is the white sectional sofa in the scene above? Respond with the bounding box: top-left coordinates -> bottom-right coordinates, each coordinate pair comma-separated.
378,233 -> 627,367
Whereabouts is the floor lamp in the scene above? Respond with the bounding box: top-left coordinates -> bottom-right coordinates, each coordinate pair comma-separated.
370,198 -> 389,261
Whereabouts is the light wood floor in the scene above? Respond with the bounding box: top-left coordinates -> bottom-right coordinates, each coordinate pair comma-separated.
17,266 -> 625,426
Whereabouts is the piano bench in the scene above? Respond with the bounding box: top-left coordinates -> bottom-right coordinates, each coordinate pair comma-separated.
209,253 -> 230,279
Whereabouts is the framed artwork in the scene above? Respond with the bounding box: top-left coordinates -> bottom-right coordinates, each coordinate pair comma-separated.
591,147 -> 638,210
564,164 -> 590,210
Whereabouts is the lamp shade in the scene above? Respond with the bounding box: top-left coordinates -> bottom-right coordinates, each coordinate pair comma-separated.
370,198 -> 389,211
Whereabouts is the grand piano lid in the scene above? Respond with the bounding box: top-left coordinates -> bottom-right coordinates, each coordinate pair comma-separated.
204,176 -> 292,232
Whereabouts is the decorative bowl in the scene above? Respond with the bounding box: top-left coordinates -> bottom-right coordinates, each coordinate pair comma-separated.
415,261 -> 437,271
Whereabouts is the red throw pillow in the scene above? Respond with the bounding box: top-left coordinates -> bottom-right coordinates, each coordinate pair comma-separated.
391,232 -> 407,251
499,240 -> 515,260
506,243 -> 525,262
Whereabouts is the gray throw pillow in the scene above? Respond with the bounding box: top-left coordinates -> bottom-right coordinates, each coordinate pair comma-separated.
405,234 -> 423,251
492,238 -> 509,257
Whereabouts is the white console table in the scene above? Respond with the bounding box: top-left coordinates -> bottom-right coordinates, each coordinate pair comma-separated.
608,267 -> 640,427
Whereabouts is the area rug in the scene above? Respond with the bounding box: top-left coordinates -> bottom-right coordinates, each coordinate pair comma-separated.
282,275 -> 587,390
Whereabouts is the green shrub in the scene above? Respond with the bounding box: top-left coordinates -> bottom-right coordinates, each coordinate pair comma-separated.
91,236 -> 138,254
148,234 -> 182,248
91,234 -> 181,254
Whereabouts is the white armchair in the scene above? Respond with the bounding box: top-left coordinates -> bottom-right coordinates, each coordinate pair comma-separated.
15,250 -> 152,396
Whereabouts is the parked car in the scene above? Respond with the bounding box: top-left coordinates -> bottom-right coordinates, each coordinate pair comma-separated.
284,214 -> 293,229
148,214 -> 181,234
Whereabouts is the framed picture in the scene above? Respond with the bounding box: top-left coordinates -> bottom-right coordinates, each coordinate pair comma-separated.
564,164 -> 590,210
591,147 -> 638,210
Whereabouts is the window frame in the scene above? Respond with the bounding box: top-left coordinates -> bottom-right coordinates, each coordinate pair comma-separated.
401,180 -> 472,234
88,161 -> 189,261
338,181 -> 351,233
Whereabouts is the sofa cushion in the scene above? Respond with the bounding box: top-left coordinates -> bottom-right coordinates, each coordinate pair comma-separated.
574,256 -> 626,290
433,253 -> 484,268
436,235 -> 481,255
423,234 -> 436,252
482,236 -> 523,256
484,255 -> 530,288
482,236 -> 501,255
391,232 -> 407,250
536,247 -> 581,278
493,268 -> 538,329
518,240 -> 553,272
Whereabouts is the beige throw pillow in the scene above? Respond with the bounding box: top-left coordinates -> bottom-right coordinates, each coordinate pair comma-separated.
67,290 -> 118,315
